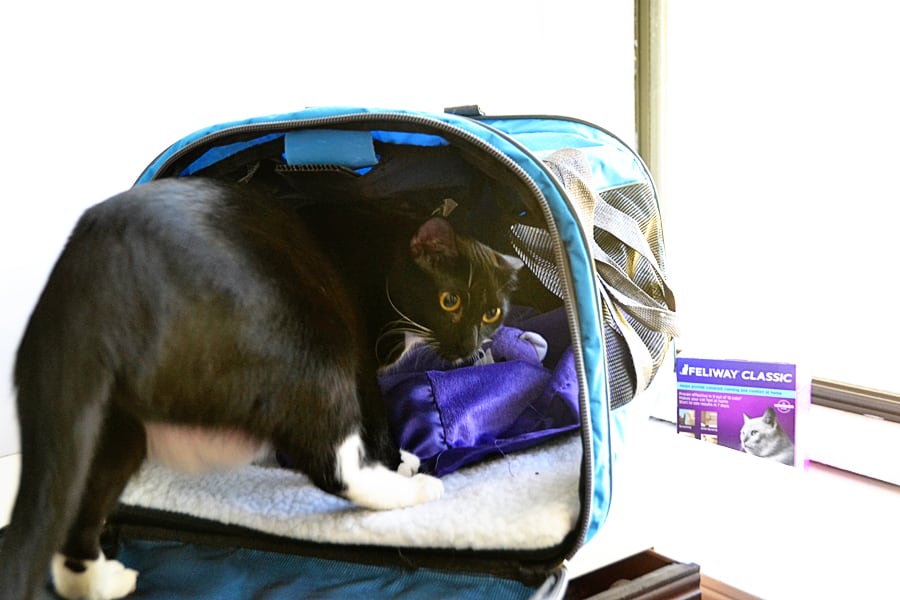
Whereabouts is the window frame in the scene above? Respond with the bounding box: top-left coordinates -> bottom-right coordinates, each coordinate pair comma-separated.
635,0 -> 900,482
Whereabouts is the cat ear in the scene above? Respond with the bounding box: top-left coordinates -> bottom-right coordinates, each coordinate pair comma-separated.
743,413 -> 750,423
497,252 -> 524,273
763,407 -> 777,424
410,217 -> 458,262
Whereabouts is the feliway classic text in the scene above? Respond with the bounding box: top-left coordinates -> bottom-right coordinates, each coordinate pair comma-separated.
679,364 -> 794,384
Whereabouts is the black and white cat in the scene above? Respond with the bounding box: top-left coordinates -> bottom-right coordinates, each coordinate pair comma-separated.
740,407 -> 795,466
0,177 -> 522,600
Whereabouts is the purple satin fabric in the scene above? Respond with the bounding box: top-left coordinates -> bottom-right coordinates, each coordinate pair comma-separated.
380,314 -> 579,476
279,310 -> 579,476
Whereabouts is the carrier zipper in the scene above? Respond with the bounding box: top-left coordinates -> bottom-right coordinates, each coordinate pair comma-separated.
454,117 -> 601,558
147,111 -> 599,562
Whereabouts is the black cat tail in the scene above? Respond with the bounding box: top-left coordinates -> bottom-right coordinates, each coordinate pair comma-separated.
0,283 -> 113,599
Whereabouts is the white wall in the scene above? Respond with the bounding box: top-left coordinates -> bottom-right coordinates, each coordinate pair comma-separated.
0,1 -> 636,456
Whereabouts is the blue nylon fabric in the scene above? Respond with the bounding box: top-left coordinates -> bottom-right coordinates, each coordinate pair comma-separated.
284,130 -> 378,168
136,107 -> 450,183
480,117 -> 648,191
111,539 -> 536,599
137,110 -> 328,183
179,133 -> 283,176
177,130 -> 448,179
371,129 -> 449,147
131,106 -> 616,545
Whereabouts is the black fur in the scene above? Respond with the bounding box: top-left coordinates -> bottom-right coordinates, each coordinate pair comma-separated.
0,177 -> 520,599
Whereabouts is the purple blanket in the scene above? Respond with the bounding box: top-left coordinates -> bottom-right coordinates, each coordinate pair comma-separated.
379,308 -> 580,476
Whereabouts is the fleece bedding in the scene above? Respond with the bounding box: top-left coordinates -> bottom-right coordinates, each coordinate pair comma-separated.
119,433 -> 582,551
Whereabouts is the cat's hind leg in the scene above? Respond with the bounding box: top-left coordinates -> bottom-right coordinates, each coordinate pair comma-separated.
271,348 -> 442,510
53,406 -> 146,600
335,433 -> 443,510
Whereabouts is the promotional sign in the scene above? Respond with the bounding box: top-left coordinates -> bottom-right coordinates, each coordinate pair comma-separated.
676,357 -> 800,467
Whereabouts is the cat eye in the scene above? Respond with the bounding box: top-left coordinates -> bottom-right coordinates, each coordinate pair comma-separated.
482,307 -> 502,324
439,291 -> 462,312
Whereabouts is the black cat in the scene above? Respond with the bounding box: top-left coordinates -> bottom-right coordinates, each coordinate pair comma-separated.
0,177 -> 522,600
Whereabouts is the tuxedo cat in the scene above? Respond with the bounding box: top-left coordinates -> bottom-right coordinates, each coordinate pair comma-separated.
0,177 -> 522,600
740,407 -> 795,466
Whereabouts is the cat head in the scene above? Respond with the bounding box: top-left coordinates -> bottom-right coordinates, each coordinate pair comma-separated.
386,217 -> 523,363
740,407 -> 785,455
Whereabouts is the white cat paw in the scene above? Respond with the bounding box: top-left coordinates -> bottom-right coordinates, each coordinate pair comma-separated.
412,473 -> 444,503
398,452 -> 444,504
52,552 -> 138,600
397,449 -> 421,477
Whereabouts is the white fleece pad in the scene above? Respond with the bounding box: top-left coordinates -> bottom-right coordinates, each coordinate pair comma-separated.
119,434 -> 582,551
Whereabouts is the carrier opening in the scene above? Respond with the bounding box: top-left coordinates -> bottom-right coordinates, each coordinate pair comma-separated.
115,119 -> 599,575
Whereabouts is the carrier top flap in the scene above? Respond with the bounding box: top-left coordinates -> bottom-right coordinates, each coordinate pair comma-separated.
126,107 -> 614,569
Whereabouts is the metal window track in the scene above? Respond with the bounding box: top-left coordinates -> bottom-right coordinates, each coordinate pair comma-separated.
812,378 -> 900,424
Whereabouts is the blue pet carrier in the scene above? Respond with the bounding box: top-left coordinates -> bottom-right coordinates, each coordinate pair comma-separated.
61,106 -> 676,598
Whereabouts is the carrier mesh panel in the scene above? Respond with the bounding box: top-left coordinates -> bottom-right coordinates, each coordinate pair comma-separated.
510,154 -> 676,410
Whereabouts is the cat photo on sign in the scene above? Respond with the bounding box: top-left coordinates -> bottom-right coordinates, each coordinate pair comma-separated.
740,406 -> 795,466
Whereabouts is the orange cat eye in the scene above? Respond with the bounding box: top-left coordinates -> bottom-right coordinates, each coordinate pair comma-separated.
482,307 -> 502,324
439,292 -> 462,312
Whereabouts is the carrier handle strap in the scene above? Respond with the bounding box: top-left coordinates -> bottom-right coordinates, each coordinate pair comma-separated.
544,150 -> 679,336
598,283 -> 655,394
593,197 -> 676,310
593,250 -> 680,335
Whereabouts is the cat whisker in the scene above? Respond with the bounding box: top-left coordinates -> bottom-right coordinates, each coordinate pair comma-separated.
384,318 -> 431,337
375,311 -> 436,364
383,280 -> 435,337
379,320 -> 434,348
375,338 -> 411,368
